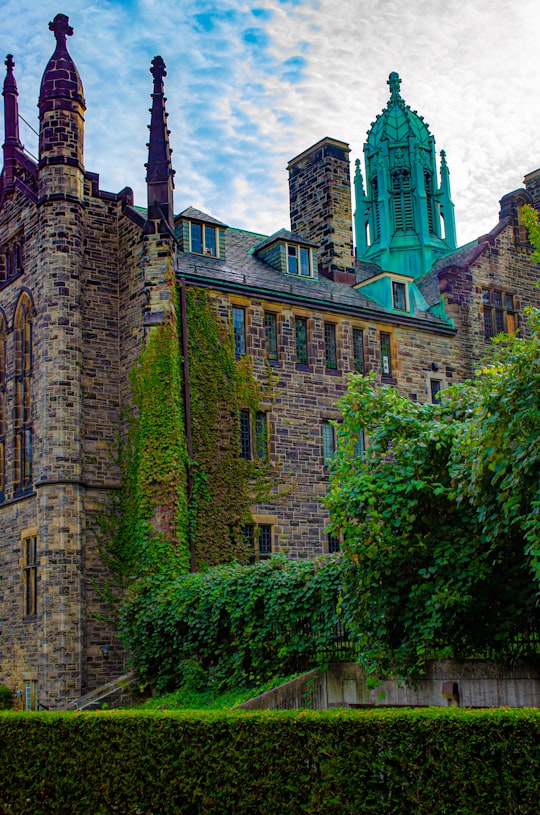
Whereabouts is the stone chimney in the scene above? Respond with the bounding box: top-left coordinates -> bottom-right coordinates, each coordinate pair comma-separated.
288,137 -> 356,283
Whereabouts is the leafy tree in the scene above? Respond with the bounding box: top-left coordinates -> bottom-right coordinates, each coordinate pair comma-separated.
327,311 -> 540,680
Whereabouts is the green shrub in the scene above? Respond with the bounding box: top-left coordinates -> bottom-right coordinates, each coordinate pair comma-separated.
120,554 -> 346,691
0,708 -> 539,814
0,685 -> 12,710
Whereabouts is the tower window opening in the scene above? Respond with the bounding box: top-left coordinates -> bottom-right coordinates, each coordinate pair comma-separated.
392,170 -> 413,232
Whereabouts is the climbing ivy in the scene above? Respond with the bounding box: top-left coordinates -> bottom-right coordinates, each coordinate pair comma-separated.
185,289 -> 273,568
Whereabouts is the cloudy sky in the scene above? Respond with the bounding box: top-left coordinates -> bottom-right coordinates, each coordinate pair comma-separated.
2,0 -> 539,245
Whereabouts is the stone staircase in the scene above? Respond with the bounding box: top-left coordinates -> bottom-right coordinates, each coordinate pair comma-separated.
61,671 -> 140,711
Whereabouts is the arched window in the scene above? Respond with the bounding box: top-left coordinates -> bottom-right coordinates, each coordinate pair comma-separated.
392,169 -> 414,233
0,315 -> 6,500
14,294 -> 33,494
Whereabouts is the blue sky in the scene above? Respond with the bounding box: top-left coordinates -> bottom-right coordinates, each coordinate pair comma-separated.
2,0 -> 540,245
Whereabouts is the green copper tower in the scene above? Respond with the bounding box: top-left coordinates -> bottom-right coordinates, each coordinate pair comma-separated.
355,72 -> 457,277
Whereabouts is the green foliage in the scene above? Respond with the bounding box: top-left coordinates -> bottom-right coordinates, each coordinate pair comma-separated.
327,314 -> 540,678
119,554 -> 345,692
185,290 -> 273,568
522,203 -> 540,261
102,320 -> 191,585
0,685 -> 12,710
1,708 -> 540,813
138,674 -> 299,710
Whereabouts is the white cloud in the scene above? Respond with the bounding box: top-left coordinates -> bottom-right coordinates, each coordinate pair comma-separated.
2,0 -> 539,244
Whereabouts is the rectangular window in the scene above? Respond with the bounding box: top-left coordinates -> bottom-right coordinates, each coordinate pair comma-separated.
287,245 -> 312,277
232,307 -> 246,356
295,317 -> 309,366
328,535 -> 340,554
190,222 -> 218,257
264,312 -> 278,361
244,523 -> 272,559
324,323 -> 338,370
239,410 -> 268,463
322,421 -> 336,465
380,332 -> 392,378
354,430 -> 365,457
239,409 -> 251,460
255,411 -> 268,463
483,289 -> 517,339
352,328 -> 365,374
430,379 -> 442,404
392,281 -> 407,311
258,525 -> 272,558
23,535 -> 38,619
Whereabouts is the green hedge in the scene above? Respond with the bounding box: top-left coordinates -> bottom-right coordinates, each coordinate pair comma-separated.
0,708 -> 539,814
120,555 -> 345,690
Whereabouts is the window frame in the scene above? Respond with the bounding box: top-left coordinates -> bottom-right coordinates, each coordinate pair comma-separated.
232,306 -> 246,356
243,522 -> 273,560
14,295 -> 33,495
189,221 -> 219,257
482,288 -> 517,340
352,327 -> 365,374
380,331 -> 393,380
22,532 -> 38,620
391,280 -> 408,312
324,322 -> 338,371
295,316 -> 309,367
239,409 -> 269,463
322,420 -> 336,467
264,311 -> 279,362
286,244 -> 313,278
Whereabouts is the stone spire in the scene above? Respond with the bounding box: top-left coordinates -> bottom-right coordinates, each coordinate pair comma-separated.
38,13 -> 85,200
2,54 -> 22,194
144,55 -> 175,233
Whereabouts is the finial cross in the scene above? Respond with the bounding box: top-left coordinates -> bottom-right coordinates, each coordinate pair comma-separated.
150,56 -> 167,81
387,72 -> 402,98
49,14 -> 73,45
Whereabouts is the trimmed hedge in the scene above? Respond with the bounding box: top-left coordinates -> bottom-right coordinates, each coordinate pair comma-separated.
0,708 -> 539,814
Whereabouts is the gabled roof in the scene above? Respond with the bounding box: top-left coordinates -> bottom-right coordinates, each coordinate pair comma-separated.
177,207 -> 227,228
253,229 -> 318,253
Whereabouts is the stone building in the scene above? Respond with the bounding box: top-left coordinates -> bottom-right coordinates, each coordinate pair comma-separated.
0,15 -> 539,708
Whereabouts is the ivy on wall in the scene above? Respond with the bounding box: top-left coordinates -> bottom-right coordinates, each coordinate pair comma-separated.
185,288 -> 273,568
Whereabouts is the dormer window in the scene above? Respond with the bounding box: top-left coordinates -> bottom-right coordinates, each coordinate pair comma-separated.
287,244 -> 312,277
190,222 -> 218,257
392,281 -> 407,311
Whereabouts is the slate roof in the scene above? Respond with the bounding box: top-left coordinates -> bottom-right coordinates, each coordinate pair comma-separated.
174,219 -> 455,333
253,229 -> 318,252
416,217 -> 512,306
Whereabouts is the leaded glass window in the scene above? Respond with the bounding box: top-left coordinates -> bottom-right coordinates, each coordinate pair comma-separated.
232,306 -> 246,355
352,328 -> 365,374
264,312 -> 278,361
328,535 -> 340,553
239,409 -> 251,459
380,332 -> 392,378
324,323 -> 337,370
23,535 -> 38,618
255,411 -> 268,463
14,295 -> 32,494
258,525 -> 272,557
322,421 -> 336,464
295,317 -> 308,365
482,289 -> 517,339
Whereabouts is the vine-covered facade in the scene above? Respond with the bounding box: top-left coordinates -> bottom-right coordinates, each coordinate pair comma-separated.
0,16 -> 539,707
